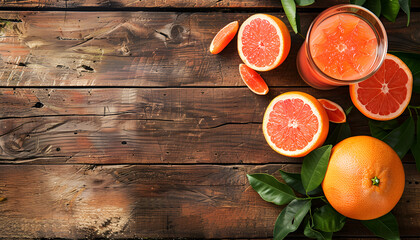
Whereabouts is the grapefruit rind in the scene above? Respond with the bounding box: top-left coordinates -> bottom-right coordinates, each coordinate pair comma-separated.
239,64 -> 269,95
349,54 -> 413,121
237,14 -> 291,72
262,92 -> 329,157
318,98 -> 346,123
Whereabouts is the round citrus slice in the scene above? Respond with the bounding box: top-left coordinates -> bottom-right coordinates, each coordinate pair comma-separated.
263,92 -> 329,157
349,54 -> 413,121
210,21 -> 239,54
237,14 -> 291,71
318,99 -> 346,123
239,64 -> 269,95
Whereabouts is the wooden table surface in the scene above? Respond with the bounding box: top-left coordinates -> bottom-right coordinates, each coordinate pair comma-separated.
0,0 -> 419,239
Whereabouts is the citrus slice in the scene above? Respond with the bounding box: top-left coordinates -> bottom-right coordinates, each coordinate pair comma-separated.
318,99 -> 346,123
310,13 -> 377,80
209,21 -> 239,54
239,64 -> 269,95
237,14 -> 291,71
349,54 -> 413,121
263,92 -> 329,157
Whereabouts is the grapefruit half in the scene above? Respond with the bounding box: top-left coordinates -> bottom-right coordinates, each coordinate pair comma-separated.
238,14 -> 291,71
263,92 -> 329,157
349,54 -> 413,121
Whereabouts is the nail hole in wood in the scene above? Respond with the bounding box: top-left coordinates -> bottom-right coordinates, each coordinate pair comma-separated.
33,102 -> 44,108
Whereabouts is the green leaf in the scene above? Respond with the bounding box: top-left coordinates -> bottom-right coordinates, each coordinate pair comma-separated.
281,0 -> 299,33
364,0 -> 382,17
369,119 -> 399,139
304,217 -> 333,240
389,51 -> 420,94
410,117 -> 420,172
279,170 -> 323,196
345,106 -> 353,116
381,0 -> 400,22
313,204 -> 346,232
325,123 -> 351,145
301,145 -> 332,193
273,199 -> 311,240
247,174 -> 296,205
295,0 -> 315,6
381,117 -> 415,159
361,212 -> 400,240
350,0 -> 367,5
398,0 -> 411,26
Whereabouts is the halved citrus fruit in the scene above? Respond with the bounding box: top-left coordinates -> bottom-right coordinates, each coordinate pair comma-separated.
263,92 -> 329,157
239,64 -> 269,95
318,99 -> 346,123
237,14 -> 291,71
349,54 -> 413,121
210,21 -> 239,54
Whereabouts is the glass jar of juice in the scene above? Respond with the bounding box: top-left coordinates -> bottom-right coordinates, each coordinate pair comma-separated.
297,4 -> 387,90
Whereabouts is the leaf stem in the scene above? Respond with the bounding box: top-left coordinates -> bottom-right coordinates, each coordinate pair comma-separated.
298,195 -> 325,200
408,105 -> 420,116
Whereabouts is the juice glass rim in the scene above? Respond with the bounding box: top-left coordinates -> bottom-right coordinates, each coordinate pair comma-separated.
305,4 -> 388,84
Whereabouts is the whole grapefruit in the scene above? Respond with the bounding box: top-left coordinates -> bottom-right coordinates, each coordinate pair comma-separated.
322,136 -> 405,220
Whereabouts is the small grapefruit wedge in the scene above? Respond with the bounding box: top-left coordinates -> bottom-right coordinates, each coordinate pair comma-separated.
318,99 -> 346,123
350,54 -> 413,121
238,14 -> 291,71
239,64 -> 269,95
263,92 -> 329,157
210,21 -> 239,54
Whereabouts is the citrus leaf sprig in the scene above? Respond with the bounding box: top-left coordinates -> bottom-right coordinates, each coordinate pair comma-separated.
247,143 -> 401,239
248,111 -> 401,239
351,0 -> 411,26
248,146 -> 338,239
280,0 -> 411,34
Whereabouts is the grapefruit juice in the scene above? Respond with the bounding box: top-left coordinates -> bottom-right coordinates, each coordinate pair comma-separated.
297,5 -> 387,89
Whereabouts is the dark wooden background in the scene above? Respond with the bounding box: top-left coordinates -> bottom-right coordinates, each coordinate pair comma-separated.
0,0 -> 419,239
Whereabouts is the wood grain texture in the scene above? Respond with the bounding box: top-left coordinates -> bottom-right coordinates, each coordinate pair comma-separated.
0,0 -> 419,9
0,164 -> 419,238
0,87 -> 417,164
0,11 -> 419,87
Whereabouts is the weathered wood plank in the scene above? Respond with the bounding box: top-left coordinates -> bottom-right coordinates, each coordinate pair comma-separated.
0,0 -> 419,9
0,164 -> 418,238
0,87 -> 418,164
0,11 -> 418,87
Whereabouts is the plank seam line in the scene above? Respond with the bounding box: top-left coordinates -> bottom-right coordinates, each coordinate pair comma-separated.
0,113 -> 178,121
0,7 -> 418,13
0,86 -> 313,89
0,162 -> 416,166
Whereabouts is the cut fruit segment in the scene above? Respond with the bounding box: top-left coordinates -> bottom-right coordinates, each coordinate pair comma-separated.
262,91 -> 329,157
209,21 -> 239,54
237,14 -> 291,71
349,54 -> 413,121
318,99 -> 346,123
239,64 -> 269,95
